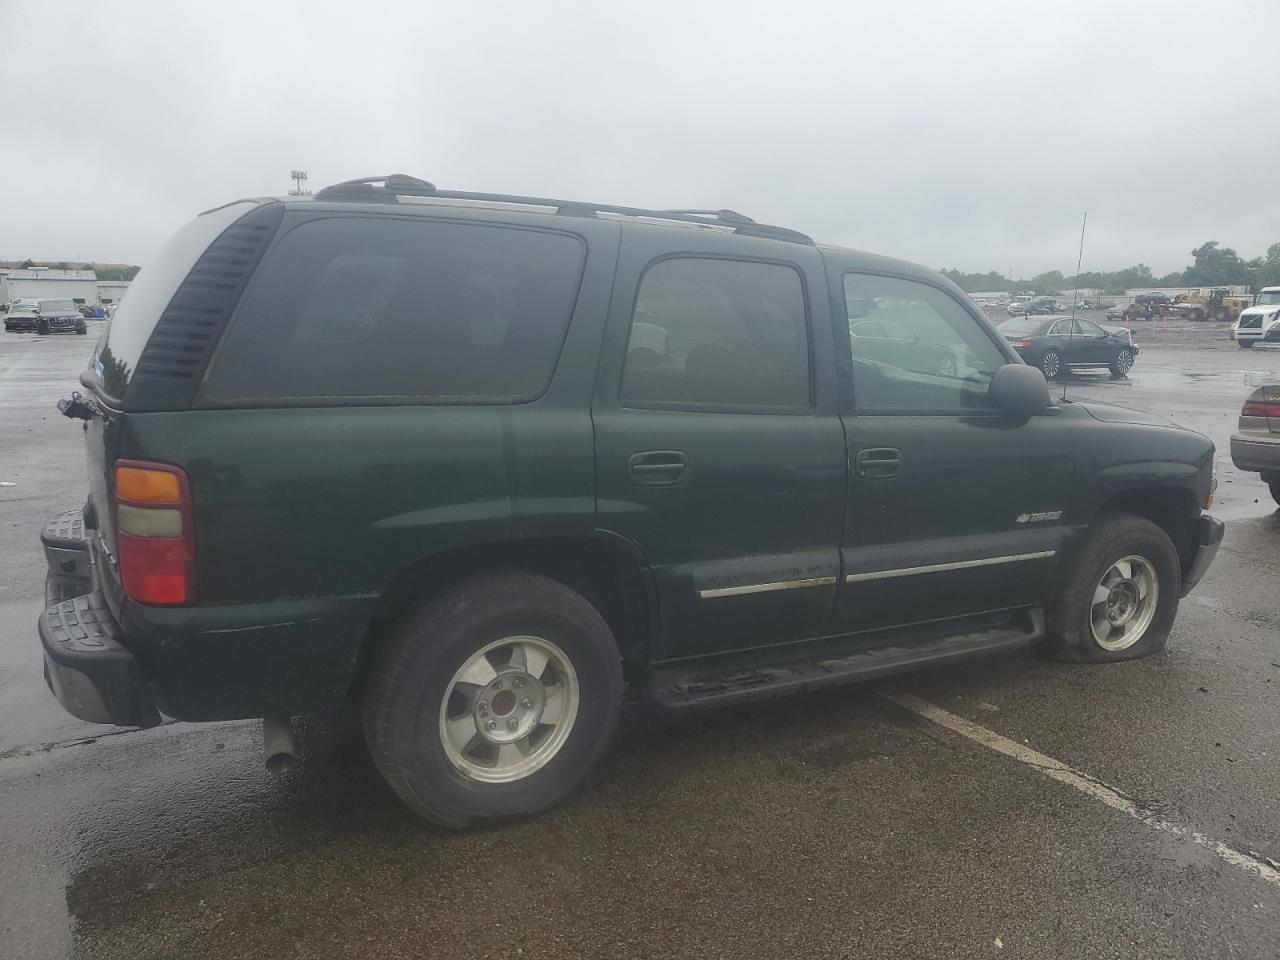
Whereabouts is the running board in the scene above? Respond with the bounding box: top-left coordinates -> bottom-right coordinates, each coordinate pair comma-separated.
648,611 -> 1042,711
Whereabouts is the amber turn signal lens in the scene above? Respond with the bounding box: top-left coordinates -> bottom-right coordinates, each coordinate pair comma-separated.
117,465 -> 181,504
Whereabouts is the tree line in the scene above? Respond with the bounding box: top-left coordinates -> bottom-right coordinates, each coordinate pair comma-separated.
943,240 -> 1280,296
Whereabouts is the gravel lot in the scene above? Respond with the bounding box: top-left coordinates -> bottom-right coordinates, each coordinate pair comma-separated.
2,321 -> 1279,959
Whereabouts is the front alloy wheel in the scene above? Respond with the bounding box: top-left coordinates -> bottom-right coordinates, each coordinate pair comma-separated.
1110,348 -> 1134,377
1090,556 -> 1158,651
1041,511 -> 1179,662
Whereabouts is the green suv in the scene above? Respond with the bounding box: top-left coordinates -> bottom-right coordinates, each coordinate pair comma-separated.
39,175 -> 1223,826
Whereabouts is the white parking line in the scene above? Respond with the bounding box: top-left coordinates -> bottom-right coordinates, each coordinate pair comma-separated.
880,687 -> 1280,890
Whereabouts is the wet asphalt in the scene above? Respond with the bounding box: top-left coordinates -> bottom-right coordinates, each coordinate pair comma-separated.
2,319 -> 1279,959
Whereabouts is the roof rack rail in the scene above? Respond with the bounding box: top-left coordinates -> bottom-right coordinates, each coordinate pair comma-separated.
311,175 -> 813,245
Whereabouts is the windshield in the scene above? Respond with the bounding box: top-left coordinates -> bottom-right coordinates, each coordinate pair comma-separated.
1257,291 -> 1280,306
39,299 -> 77,312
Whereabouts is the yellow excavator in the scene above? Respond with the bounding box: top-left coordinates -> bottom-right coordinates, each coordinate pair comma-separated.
1170,288 -> 1249,322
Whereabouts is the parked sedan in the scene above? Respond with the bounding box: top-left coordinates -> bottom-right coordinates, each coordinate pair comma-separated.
849,319 -> 957,377
1230,386 -> 1280,506
998,315 -> 1138,380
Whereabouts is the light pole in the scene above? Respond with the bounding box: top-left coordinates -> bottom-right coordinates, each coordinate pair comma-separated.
289,170 -> 310,196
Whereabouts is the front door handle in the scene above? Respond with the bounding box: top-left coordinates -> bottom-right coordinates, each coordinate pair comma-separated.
855,447 -> 901,479
629,450 -> 689,485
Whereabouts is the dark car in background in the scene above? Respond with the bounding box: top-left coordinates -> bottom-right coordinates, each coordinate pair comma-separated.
847,318 -> 957,377
1024,297 -> 1061,316
33,299 -> 88,336
998,315 -> 1138,379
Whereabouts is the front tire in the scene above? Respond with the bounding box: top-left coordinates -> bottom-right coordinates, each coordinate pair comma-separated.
363,571 -> 623,828
1239,340 -> 1255,349
1109,348 -> 1135,377
36,318 -> 49,335
1040,349 -> 1064,380
1041,512 -> 1180,662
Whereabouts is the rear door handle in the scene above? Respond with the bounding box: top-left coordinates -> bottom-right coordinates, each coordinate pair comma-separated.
629,450 -> 689,485
855,447 -> 901,479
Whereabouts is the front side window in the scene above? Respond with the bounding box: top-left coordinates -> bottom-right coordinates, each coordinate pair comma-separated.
843,273 -> 1007,412
620,257 -> 810,410
204,217 -> 585,403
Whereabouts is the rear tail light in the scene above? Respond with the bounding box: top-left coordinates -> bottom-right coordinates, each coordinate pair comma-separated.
1242,399 -> 1280,419
115,460 -> 196,605
1011,340 -> 1032,349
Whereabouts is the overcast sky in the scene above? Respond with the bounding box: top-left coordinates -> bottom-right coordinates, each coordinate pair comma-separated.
1,0 -> 1277,279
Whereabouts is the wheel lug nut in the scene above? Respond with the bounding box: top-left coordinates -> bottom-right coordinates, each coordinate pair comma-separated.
479,701 -> 488,712
486,720 -> 497,731
513,678 -> 524,689
508,718 -> 519,731
491,679 -> 502,690
520,698 -> 533,709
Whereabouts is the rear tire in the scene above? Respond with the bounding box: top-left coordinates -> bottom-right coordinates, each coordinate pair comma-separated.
1041,512 -> 1180,663
1239,341 -> 1255,349
36,318 -> 49,335
1270,481 -> 1280,508
1040,349 -> 1063,380
362,571 -> 623,828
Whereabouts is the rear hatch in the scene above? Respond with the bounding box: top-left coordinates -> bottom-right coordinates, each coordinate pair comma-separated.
79,200 -> 280,587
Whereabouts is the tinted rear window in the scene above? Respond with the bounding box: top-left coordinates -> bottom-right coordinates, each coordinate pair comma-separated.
202,217 -> 585,404
997,319 -> 1039,335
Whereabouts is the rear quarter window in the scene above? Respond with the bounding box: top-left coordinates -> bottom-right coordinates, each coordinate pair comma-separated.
93,201 -> 260,402
201,217 -> 586,404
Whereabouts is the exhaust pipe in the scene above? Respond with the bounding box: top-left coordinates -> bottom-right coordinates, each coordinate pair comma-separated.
263,716 -> 296,774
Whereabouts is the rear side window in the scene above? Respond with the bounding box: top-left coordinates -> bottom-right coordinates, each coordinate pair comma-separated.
203,218 -> 585,403
619,257 -> 810,410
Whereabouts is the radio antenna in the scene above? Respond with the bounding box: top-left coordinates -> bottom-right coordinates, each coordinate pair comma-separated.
1063,211 -> 1087,402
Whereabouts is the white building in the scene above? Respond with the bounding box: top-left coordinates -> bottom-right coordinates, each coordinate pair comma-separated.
96,280 -> 131,306
2,267 -> 99,305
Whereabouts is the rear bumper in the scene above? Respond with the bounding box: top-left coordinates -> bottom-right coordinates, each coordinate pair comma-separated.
1231,433 -> 1280,475
36,510 -> 376,726
38,509 -> 160,727
40,588 -> 161,727
1180,514 -> 1224,598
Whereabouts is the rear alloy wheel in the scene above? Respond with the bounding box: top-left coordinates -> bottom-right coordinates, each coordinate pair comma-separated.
1041,512 -> 1179,662
1110,348 -> 1135,377
1040,349 -> 1063,380
363,571 -> 623,827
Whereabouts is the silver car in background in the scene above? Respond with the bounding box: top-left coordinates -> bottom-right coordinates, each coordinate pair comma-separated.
1230,385 -> 1280,506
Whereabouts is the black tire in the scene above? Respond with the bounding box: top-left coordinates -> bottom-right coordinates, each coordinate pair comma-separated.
1109,348 -> 1135,378
1040,512 -> 1180,663
1270,481 -> 1280,508
1239,340 -> 1254,349
75,325 -> 87,335
362,571 -> 623,828
1040,349 -> 1064,380
36,318 -> 49,335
